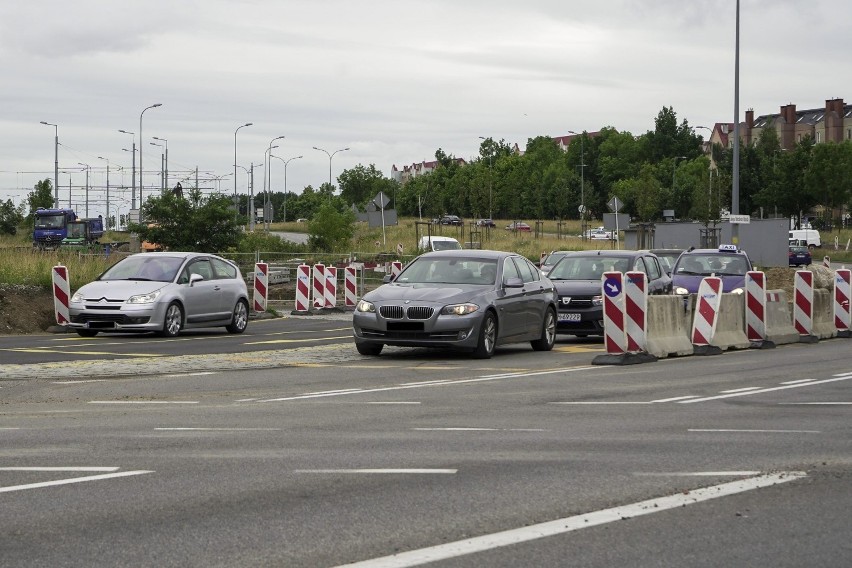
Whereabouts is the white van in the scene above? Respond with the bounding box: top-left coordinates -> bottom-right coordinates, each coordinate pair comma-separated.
789,229 -> 821,248
418,236 -> 462,252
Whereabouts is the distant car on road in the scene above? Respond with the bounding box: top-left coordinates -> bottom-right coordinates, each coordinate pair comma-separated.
547,250 -> 671,337
476,218 -> 496,228
671,244 -> 753,295
506,221 -> 531,232
788,245 -> 812,267
439,215 -> 463,226
68,252 -> 249,338
352,250 -> 558,358
584,226 -> 614,240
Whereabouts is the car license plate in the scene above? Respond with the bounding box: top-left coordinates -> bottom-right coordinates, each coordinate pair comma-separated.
558,313 -> 581,322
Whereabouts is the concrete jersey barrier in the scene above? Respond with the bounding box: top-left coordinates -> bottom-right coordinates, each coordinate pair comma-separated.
645,295 -> 693,358
764,290 -> 799,345
813,288 -> 838,339
707,293 -> 751,351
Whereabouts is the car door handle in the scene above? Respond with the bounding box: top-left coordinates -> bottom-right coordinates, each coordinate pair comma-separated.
213,286 -> 221,291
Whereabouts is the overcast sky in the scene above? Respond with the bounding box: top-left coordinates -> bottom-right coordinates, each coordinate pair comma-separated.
1,0 -> 847,219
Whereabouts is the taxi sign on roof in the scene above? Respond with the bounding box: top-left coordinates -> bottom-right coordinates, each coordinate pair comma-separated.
719,244 -> 738,252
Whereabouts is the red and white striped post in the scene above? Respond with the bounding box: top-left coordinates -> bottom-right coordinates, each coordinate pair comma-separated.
745,270 -> 768,343
691,276 -> 722,352
390,261 -> 403,281
324,266 -> 338,308
823,255 -> 831,268
52,264 -> 71,325
253,262 -> 268,313
601,271 -> 627,354
312,263 -> 326,309
793,269 -> 816,341
834,268 -> 851,337
294,264 -> 311,313
344,266 -> 358,309
540,251 -> 547,267
624,271 -> 647,353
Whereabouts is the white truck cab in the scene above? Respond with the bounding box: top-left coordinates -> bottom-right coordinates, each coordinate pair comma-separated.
789,229 -> 821,249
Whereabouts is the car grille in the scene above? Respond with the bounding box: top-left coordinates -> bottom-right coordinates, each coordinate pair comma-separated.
360,328 -> 459,341
560,296 -> 594,308
378,305 -> 435,320
71,313 -> 149,324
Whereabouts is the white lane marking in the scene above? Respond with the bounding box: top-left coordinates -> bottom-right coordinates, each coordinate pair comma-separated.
333,471 -> 805,568
780,379 -> 817,385
679,374 -> 852,404
236,398 -> 260,402
88,401 -> 199,404
362,402 -> 421,405
294,469 -> 457,474
304,388 -> 363,395
400,380 -> 453,386
779,402 -> 852,405
650,395 -> 700,403
0,467 -> 120,472
259,366 -> 595,403
688,429 -> 820,433
720,387 -> 762,393
633,471 -> 762,476
162,372 -> 218,377
0,428 -> 21,430
53,379 -> 108,384
0,470 -> 154,494
154,428 -> 282,431
412,428 -> 546,432
549,401 -> 652,405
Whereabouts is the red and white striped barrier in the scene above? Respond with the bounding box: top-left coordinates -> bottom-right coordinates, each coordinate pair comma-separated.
745,270 -> 767,342
253,262 -> 268,312
312,263 -> 326,308
52,264 -> 70,325
390,261 -> 403,280
344,266 -> 358,308
540,251 -> 547,266
601,271 -> 627,354
324,266 -> 338,308
624,271 -> 647,352
294,264 -> 311,312
691,277 -> 722,346
793,270 -> 815,337
834,268 -> 851,333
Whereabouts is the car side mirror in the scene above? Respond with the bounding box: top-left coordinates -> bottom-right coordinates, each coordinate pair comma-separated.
382,274 -> 393,283
189,273 -> 204,286
504,277 -> 524,288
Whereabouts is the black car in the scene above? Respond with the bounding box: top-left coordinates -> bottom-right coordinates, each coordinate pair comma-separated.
788,245 -> 812,267
439,215 -> 463,226
547,250 -> 672,337
476,218 -> 496,228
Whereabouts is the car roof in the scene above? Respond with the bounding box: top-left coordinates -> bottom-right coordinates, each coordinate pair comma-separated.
420,249 -> 513,260
563,250 -> 650,258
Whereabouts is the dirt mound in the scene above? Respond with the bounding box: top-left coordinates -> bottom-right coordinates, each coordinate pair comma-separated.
0,285 -> 56,335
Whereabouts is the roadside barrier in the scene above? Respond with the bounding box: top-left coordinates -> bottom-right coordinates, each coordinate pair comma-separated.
745,271 -> 771,347
253,262 -> 268,312
645,295 -> 694,358
691,277 -> 722,355
52,264 -> 70,325
834,268 -> 851,337
812,289 -> 837,339
624,271 -> 647,352
711,294 -> 751,351
324,266 -> 338,308
764,290 -> 799,345
390,261 -> 403,280
823,255 -> 831,268
344,266 -> 358,309
601,271 -> 626,354
793,270 -> 817,342
312,263 -> 326,308
294,264 -> 311,313
593,271 -> 656,365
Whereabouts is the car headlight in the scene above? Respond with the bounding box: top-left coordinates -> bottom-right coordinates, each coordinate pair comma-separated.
356,299 -> 375,313
591,295 -> 603,306
71,291 -> 84,303
674,286 -> 689,295
441,303 -> 479,316
731,287 -> 744,295
126,290 -> 161,304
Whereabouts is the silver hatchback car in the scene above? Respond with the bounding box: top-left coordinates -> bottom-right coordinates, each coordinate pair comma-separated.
68,252 -> 249,337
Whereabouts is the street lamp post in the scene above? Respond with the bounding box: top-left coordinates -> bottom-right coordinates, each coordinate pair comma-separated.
97,156 -> 110,229
234,123 -> 253,219
39,121 -> 59,207
249,161 -> 264,231
478,136 -> 493,218
150,141 -> 165,191
312,146 -> 349,198
567,130 -> 587,239
153,136 -> 168,190
138,103 -> 162,209
234,164 -> 251,221
271,154 -> 302,223
77,162 -> 90,217
118,130 -> 136,210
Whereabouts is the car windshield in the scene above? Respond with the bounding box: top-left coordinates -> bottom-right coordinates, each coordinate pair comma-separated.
675,254 -> 750,276
548,256 -> 631,280
35,214 -> 65,228
99,255 -> 185,282
395,257 -> 498,285
790,246 -> 808,254
543,253 -> 569,267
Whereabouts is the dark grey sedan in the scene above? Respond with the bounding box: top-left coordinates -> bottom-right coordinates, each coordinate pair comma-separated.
352,250 -> 558,358
68,252 -> 250,337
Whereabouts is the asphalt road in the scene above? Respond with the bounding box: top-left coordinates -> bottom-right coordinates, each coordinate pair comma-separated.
0,325 -> 850,567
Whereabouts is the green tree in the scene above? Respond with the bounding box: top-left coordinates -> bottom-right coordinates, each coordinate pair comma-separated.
306,201 -> 356,251
805,141 -> 852,229
26,179 -> 54,223
131,186 -> 242,252
0,199 -> 24,235
338,164 -> 399,208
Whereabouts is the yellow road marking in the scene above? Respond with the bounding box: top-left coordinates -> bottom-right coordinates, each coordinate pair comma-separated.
554,345 -> 605,353
245,335 -> 351,345
2,348 -> 163,358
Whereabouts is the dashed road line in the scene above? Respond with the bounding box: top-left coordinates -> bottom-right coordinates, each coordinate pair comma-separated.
0,470 -> 154,494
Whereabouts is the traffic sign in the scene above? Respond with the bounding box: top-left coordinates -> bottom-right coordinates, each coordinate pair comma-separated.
728,214 -> 751,224
603,276 -> 622,298
607,196 -> 623,213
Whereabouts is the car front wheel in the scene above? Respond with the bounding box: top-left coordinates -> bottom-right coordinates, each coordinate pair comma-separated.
356,341 -> 383,356
159,302 -> 183,337
226,299 -> 249,334
531,308 -> 556,351
472,311 -> 497,359
76,329 -> 98,337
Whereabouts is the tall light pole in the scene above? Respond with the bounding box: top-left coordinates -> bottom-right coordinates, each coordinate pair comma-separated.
97,156 -> 110,229
138,103 -> 162,209
478,136 -> 493,218
271,154 -> 302,223
568,130 -> 587,239
732,0 -> 741,246
118,129 -> 136,210
150,141 -> 165,191
234,164 -> 251,221
39,121 -> 59,207
248,161 -> 264,231
264,135 -> 286,198
234,123 -> 253,219
261,143 -> 281,228
153,136 -> 168,190
312,146 -> 349,198
77,162 -> 90,217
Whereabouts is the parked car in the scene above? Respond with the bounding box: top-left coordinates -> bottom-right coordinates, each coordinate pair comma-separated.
68,252 -> 249,337
649,248 -> 685,276
476,218 -> 496,228
788,245 -> 812,267
670,244 -> 753,295
439,215 -> 463,226
506,221 -> 532,232
417,235 -> 462,252
547,250 -> 671,337
352,250 -> 558,358
539,250 -> 572,276
584,226 -> 614,240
